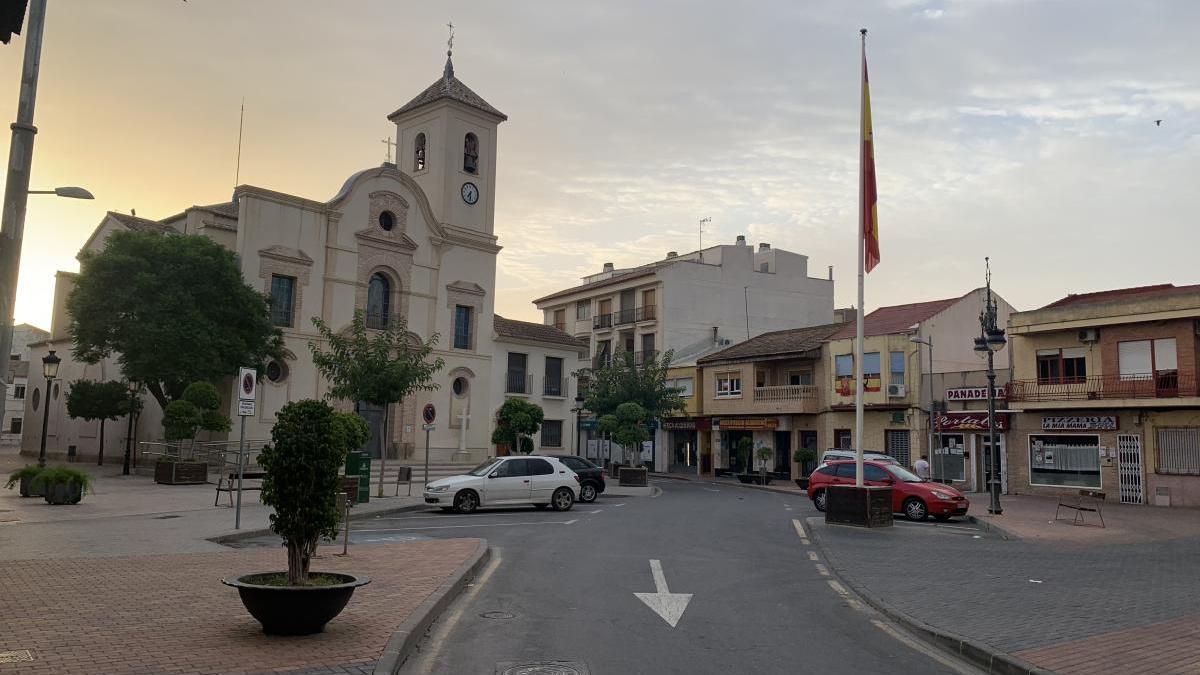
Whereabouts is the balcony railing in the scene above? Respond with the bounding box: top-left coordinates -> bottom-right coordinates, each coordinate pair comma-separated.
505,371 -> 531,395
592,305 -> 656,329
591,350 -> 658,370
754,384 -> 819,401
543,377 -> 567,397
1007,371 -> 1197,402
365,311 -> 398,330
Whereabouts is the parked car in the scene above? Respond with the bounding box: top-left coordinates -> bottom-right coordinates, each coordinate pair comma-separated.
547,455 -> 605,503
819,449 -> 899,465
806,460 -> 970,521
424,456 -> 579,513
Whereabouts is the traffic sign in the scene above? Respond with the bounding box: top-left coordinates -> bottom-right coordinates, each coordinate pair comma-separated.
422,403 -> 436,425
422,423 -> 435,431
238,399 -> 255,417
238,367 -> 256,401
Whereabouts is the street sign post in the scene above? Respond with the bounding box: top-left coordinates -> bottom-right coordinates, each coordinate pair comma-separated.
422,402 -> 436,492
234,367 -> 256,530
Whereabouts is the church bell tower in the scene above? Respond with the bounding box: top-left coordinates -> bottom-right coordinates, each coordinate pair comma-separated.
387,34 -> 507,235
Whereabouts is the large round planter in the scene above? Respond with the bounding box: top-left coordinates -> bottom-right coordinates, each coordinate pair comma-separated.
42,483 -> 82,505
222,572 -> 371,635
20,475 -> 45,498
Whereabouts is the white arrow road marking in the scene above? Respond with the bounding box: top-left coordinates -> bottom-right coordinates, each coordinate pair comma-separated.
634,559 -> 693,628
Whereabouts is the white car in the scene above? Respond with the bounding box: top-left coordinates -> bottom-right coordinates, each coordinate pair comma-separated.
423,455 -> 580,513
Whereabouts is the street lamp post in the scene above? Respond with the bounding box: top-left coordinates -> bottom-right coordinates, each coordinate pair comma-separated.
37,348 -> 61,468
122,380 -> 138,476
973,258 -> 1006,515
910,335 -> 937,480
572,394 -> 585,456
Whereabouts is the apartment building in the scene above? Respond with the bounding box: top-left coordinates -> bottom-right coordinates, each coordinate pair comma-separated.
534,235 -> 834,471
1005,284 -> 1200,506
3,324 -> 48,446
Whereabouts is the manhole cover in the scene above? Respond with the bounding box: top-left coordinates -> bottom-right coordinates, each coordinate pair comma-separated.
153,515 -> 182,520
497,661 -> 588,675
480,610 -> 516,620
0,650 -> 33,664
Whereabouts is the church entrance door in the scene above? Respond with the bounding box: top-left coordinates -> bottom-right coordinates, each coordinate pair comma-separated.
357,403 -> 386,459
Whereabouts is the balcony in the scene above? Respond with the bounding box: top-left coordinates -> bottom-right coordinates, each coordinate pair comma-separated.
505,371 -> 531,395
708,384 -> 821,414
1007,371 -> 1198,403
592,305 -> 656,330
543,377 -> 567,398
755,384 -> 819,401
591,350 -> 658,370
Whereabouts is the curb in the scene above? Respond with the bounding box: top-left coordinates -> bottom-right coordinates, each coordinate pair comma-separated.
208,503 -> 428,545
807,520 -> 1053,675
374,539 -> 491,675
650,473 -> 806,498
967,514 -> 1020,540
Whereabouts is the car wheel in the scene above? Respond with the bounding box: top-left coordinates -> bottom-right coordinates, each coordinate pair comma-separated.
813,490 -> 827,512
903,497 -> 928,521
579,482 -> 598,503
453,490 -> 479,514
551,487 -> 575,512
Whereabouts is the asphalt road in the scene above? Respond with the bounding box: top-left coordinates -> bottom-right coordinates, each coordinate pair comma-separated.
238,478 -> 981,674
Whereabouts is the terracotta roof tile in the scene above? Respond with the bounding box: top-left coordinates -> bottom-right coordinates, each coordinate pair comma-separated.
105,211 -> 176,234
1040,284 -> 1200,309
388,59 -> 506,121
493,315 -> 586,349
698,322 -> 849,365
828,297 -> 962,340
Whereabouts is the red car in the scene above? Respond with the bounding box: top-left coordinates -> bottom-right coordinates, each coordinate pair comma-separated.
807,460 -> 970,521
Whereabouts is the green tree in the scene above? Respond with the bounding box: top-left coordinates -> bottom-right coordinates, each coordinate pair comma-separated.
756,445 -> 774,482
259,400 -> 370,585
161,382 -> 231,453
64,380 -> 130,466
735,436 -> 754,475
597,401 -> 650,465
490,398 -> 544,454
583,349 -> 685,465
67,231 -> 288,411
309,311 -> 444,497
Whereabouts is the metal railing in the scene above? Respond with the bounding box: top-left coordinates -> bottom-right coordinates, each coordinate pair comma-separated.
136,439 -> 269,475
506,371 -> 531,395
365,311 -> 399,330
592,350 -> 657,369
593,313 -> 613,330
592,305 -> 656,329
754,384 -> 819,401
1007,371 -> 1197,402
543,377 -> 567,397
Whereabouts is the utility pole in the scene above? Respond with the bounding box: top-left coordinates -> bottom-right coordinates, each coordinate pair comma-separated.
0,0 -> 47,421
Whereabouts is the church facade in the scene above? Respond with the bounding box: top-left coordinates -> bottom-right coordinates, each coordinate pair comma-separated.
22,53 -> 584,468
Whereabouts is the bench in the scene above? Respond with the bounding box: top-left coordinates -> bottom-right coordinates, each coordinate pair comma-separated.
214,470 -> 267,507
1055,489 -> 1106,527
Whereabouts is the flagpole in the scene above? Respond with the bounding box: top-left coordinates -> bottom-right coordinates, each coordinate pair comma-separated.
855,28 -> 867,488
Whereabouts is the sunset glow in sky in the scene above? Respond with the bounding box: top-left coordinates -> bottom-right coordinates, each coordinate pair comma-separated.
3,0 -> 1198,331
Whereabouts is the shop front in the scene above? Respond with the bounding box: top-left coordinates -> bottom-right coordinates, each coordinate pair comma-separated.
934,411 -> 1009,493
712,417 -> 780,475
663,417 -> 712,474
1009,412 -> 1128,500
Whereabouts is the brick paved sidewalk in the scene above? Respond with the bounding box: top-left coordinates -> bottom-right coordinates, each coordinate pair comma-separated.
0,538 -> 481,674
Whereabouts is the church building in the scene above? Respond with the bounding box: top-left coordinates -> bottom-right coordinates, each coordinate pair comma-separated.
22,49 -> 585,474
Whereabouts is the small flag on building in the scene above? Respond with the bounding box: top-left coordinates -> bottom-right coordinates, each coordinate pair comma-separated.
860,31 -> 880,273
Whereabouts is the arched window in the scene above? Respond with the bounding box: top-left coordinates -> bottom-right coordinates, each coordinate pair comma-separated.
463,133 -> 478,174
366,273 -> 391,329
413,132 -> 426,172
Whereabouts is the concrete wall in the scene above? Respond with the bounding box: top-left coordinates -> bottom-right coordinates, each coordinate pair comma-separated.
490,338 -> 586,456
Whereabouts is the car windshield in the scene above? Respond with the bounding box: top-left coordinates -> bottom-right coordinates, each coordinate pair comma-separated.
466,460 -> 501,477
886,464 -> 926,483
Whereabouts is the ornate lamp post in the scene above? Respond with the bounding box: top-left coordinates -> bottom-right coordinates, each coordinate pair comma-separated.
37,349 -> 61,468
122,380 -> 139,476
973,258 -> 1006,515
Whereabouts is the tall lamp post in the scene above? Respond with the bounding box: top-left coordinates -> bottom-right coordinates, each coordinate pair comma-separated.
973,258 -> 1006,515
572,394 -> 585,456
37,348 -> 61,468
122,380 -> 139,476
910,335 -> 938,481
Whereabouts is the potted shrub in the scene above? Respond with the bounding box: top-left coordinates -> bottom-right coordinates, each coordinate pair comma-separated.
31,467 -> 92,505
157,382 -> 230,484
793,447 -> 818,489
597,403 -> 650,486
5,465 -> 46,498
755,445 -> 774,485
223,399 -> 372,635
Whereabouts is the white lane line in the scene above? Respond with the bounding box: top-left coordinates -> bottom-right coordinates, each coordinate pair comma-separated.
827,579 -> 848,596
406,549 -> 503,675
563,519 -> 578,525
704,488 -> 721,492
588,509 -> 602,514
611,503 -> 626,507
361,520 -> 574,532
807,551 -> 819,561
814,563 -> 830,577
870,619 -> 979,675
792,519 -> 807,539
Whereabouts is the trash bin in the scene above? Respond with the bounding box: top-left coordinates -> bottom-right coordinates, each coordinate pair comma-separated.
345,451 -> 371,504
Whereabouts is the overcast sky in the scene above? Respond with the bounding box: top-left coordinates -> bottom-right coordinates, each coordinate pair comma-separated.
2,0 -> 1198,330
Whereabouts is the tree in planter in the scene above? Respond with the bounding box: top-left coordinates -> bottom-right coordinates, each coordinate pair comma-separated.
597,402 -> 650,467
793,446 -> 818,482
259,399 -> 370,585
491,398 -> 543,454
756,445 -> 774,484
735,436 -> 754,476
65,379 -> 132,466
310,311 -> 444,497
161,382 -> 231,454
68,230 -> 288,412
582,350 -> 684,466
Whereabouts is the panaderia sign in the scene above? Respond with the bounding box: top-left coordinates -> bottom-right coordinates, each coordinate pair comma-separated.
945,386 -> 1006,401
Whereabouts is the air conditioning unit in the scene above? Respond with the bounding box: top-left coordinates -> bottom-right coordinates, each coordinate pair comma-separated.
887,383 -> 906,398
1078,328 -> 1099,343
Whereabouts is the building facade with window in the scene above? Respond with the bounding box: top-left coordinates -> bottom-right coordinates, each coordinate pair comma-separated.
23,52 -> 523,468
1005,284 -> 1200,506
534,235 -> 835,471
490,316 -> 587,455
3,324 -> 48,446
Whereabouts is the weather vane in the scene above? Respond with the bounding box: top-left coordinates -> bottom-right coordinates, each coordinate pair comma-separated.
446,21 -> 455,55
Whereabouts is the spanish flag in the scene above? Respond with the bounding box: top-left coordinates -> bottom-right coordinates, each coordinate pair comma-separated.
860,32 -> 880,273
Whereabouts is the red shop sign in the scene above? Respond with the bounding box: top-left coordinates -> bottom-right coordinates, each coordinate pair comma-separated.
935,411 -> 1009,431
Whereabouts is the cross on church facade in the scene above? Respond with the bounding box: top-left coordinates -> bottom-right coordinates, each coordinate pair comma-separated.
381,135 -> 395,163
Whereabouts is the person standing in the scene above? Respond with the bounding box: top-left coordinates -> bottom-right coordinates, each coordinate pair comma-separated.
913,454 -> 931,480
